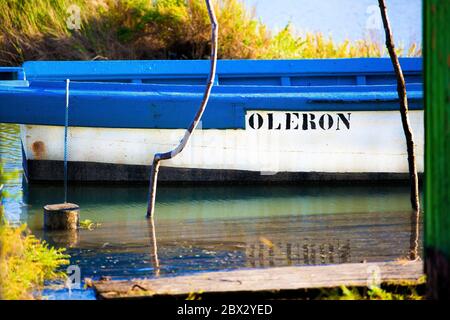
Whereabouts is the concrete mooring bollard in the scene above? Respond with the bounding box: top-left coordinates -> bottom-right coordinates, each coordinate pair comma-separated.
43,203 -> 80,230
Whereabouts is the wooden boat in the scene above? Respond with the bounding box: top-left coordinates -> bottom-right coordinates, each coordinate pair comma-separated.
0,58 -> 423,182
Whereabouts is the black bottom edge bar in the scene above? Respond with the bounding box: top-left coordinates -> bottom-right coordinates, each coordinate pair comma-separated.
24,160 -> 422,184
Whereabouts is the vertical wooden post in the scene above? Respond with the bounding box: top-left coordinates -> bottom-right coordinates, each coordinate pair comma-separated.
424,0 -> 450,300
43,203 -> 79,230
378,0 -> 421,212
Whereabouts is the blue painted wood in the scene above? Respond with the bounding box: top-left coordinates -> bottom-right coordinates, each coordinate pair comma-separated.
22,58 -> 422,86
0,80 -> 29,87
0,58 -> 423,129
0,80 -> 423,129
0,67 -> 25,80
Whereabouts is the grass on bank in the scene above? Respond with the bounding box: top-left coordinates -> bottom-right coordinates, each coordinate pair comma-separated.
0,0 -> 421,66
319,284 -> 425,300
0,164 -> 70,300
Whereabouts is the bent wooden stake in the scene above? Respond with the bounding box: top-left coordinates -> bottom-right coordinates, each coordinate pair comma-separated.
378,0 -> 421,212
146,0 -> 218,217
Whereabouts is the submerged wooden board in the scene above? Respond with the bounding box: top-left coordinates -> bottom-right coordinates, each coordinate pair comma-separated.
92,261 -> 423,299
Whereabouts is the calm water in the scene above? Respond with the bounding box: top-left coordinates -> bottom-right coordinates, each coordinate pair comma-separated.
0,123 -> 422,300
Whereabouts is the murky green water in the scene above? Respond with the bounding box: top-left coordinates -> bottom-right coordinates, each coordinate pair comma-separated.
0,123 -> 422,300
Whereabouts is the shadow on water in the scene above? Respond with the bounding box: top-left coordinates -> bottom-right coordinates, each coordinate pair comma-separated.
22,181 -> 421,222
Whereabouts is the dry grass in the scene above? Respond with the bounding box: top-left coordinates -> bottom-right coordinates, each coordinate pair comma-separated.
0,0 -> 421,65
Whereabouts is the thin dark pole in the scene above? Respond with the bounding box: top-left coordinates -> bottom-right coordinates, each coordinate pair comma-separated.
378,0 -> 421,212
64,79 -> 70,203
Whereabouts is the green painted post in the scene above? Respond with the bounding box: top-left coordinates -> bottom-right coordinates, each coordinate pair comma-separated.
424,0 -> 450,300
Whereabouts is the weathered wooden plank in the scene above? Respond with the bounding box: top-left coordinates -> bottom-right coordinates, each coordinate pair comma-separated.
92,261 -> 423,299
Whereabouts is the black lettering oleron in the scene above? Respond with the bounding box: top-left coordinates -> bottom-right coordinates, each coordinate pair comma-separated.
248,112 -> 351,130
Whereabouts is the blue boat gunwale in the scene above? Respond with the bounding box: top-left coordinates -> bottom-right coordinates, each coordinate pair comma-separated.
22,58 -> 422,78
0,58 -> 423,129
1,78 -> 423,93
21,58 -> 422,87
0,79 -> 423,130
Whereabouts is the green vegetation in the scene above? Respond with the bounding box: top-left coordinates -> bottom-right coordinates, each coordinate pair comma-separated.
319,284 -> 425,300
424,0 -> 450,299
0,164 -> 70,300
0,223 -> 70,300
0,0 -> 421,66
79,219 -> 101,230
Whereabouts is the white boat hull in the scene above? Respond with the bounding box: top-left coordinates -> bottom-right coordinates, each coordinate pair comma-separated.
21,110 -> 424,181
